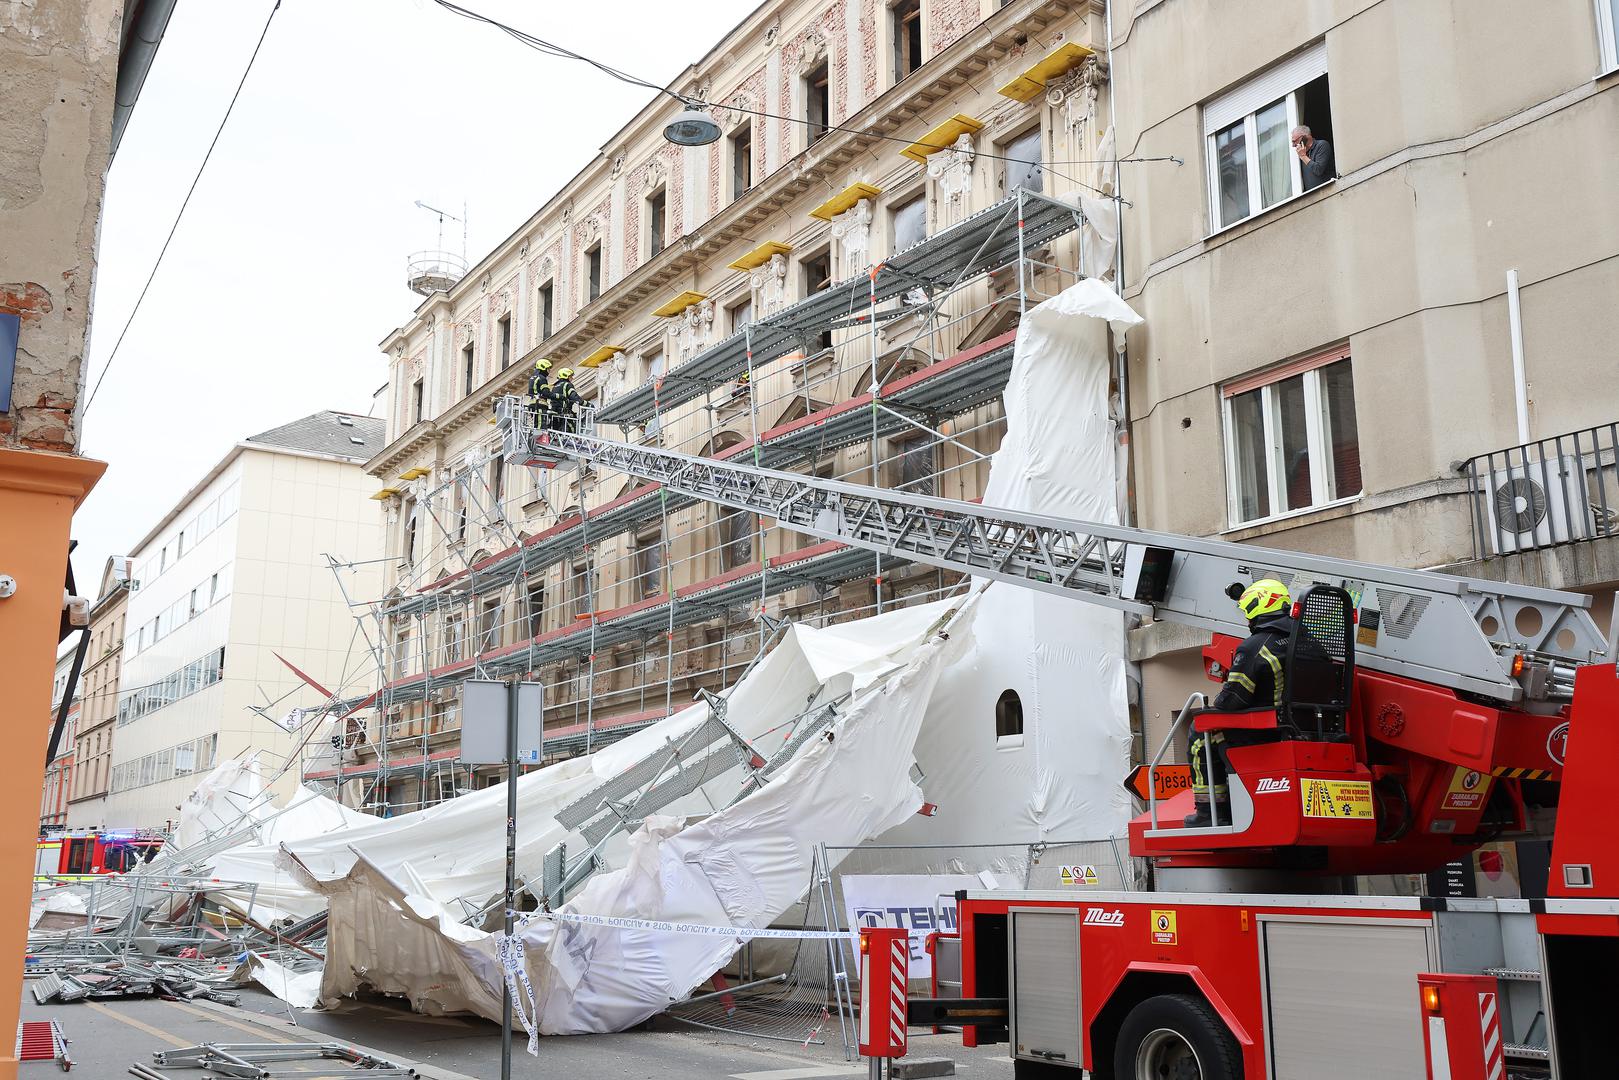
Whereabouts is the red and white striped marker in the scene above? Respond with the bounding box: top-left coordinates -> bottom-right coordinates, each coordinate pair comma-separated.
1478,991 -> 1504,1080
858,926 -> 909,1060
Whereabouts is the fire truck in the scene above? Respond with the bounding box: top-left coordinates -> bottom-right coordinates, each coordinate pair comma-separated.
35,830 -> 164,880
499,401 -> 1616,1079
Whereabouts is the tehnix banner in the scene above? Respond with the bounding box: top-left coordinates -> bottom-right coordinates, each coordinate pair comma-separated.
842,874 -> 981,979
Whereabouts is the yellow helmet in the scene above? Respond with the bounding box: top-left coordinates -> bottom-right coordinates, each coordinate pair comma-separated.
535,358 -> 552,372
1237,579 -> 1290,621
557,367 -> 573,380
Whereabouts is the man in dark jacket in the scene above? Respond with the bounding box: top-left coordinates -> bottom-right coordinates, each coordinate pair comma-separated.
528,358 -> 555,427
549,367 -> 583,431
1292,126 -> 1334,191
1184,579 -> 1296,828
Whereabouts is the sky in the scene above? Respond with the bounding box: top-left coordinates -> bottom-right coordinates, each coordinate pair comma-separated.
72,0 -> 762,594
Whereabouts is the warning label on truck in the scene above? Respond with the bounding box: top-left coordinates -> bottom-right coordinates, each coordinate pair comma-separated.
1300,778 -> 1375,819
1150,910 -> 1178,946
1439,767 -> 1491,811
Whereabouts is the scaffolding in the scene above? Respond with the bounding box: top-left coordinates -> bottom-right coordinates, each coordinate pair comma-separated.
307,188 -> 1095,817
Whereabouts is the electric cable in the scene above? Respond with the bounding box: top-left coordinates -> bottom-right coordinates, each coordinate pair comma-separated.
82,0 -> 283,417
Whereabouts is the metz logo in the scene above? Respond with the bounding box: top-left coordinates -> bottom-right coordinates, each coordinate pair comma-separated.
1084,908 -> 1125,927
1255,777 -> 1291,794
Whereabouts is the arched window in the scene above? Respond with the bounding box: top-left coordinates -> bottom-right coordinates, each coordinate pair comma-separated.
995,689 -> 1024,739
703,432 -> 755,570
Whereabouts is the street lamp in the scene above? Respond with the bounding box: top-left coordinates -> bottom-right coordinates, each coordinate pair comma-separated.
664,101 -> 721,146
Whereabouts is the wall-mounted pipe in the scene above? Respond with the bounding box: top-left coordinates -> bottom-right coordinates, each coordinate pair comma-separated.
1506,269 -> 1530,445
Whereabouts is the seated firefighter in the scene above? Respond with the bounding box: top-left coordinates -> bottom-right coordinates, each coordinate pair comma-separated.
1184,578 -> 1294,828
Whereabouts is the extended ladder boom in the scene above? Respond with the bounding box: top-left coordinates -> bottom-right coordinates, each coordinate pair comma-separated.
498,400 -> 1607,704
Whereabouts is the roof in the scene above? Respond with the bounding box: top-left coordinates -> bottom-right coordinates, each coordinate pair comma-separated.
244,411 -> 385,461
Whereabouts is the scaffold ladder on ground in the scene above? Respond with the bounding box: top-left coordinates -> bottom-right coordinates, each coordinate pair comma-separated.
498,400 -> 1610,705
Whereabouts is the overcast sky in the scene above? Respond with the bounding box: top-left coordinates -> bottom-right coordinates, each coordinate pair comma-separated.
73,0 -> 760,595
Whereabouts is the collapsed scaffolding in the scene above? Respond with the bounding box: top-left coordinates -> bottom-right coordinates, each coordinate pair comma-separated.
308,188 -> 1097,824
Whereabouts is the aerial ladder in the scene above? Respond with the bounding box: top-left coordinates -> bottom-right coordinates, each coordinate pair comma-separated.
498,400 -> 1618,1078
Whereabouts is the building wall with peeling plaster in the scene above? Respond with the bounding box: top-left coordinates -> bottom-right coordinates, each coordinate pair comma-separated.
0,0 -> 124,453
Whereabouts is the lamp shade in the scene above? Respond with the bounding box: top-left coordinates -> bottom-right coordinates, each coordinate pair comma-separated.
664,105 -> 722,146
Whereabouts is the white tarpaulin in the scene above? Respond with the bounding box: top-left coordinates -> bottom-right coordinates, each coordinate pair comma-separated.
884,278 -> 1141,847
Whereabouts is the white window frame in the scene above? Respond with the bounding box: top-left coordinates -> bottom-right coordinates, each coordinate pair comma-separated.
1221,350 -> 1360,528
1204,43 -> 1329,232
1597,0 -> 1619,73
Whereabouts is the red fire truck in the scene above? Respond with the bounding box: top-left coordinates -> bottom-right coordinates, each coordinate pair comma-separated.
504,402 -> 1618,1080
35,830 -> 164,880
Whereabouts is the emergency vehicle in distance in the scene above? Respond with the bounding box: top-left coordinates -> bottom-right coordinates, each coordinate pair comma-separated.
35,830 -> 164,881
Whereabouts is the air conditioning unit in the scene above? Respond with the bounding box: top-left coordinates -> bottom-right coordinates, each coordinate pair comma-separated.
1483,458 -> 1591,554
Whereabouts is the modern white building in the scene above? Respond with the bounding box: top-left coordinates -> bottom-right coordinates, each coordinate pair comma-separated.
103,412 -> 385,829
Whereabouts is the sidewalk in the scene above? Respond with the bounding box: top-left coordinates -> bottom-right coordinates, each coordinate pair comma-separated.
21,983 -> 996,1078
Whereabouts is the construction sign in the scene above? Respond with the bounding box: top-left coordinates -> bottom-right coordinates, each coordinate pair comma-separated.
1123,763 -> 1194,802
1058,864 -> 1100,887
1300,778 -> 1375,819
1440,766 -> 1492,811
1150,909 -> 1178,946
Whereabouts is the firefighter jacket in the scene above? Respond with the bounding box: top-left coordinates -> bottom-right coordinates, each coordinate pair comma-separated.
550,379 -> 582,414
1212,612 -> 1295,712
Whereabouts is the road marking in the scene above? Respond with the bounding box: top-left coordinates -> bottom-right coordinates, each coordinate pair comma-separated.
83,1000 -> 191,1048
729,1067 -> 866,1079
162,999 -> 299,1043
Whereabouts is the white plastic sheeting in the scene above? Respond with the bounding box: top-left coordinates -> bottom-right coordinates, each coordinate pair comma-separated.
885,278 -> 1141,846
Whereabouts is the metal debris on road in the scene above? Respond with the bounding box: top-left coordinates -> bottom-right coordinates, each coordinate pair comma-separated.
148,1041 -> 417,1077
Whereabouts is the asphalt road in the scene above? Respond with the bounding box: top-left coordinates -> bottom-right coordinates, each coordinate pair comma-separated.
24,984 -> 1013,1079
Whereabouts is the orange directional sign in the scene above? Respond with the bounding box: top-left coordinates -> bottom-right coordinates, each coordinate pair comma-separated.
1124,764 -> 1194,802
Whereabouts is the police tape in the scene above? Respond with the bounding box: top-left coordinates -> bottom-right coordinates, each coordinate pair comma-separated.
519,909 -> 928,940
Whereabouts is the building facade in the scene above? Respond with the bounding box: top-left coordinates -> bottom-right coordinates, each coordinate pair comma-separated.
103,413 -> 385,829
41,651 -> 80,832
1111,0 -> 1619,748
66,558 -> 132,828
343,0 -> 1115,812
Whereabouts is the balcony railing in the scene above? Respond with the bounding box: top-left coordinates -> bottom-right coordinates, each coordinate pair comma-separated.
1463,422 -> 1619,559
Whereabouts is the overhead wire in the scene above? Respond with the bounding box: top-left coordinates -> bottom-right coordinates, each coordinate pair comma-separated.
425,0 -> 1179,203
82,0 -> 283,417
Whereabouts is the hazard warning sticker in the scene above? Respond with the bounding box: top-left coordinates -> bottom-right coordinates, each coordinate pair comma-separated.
1300,778 -> 1375,819
1150,910 -> 1178,946
1440,766 -> 1492,812
1058,864 -> 1100,886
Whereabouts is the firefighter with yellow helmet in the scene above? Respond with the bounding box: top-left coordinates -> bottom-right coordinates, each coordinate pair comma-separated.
528,358 -> 555,426
549,367 -> 582,431
1185,578 -> 1294,828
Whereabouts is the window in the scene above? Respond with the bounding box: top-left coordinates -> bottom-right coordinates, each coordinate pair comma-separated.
537,281 -> 555,340
412,379 -> 425,424
490,453 -> 505,504
498,315 -> 512,370
718,509 -> 754,571
892,0 -> 923,81
585,243 -> 602,303
1002,126 -> 1044,195
444,614 -> 466,664
177,528 -> 186,558
1598,0 -> 1619,72
453,472 -> 469,542
891,192 -> 927,252
1223,351 -> 1361,526
730,124 -> 753,199
463,340 -> 476,396
995,689 -> 1023,738
526,579 -> 546,638
634,526 -> 663,599
479,597 -> 502,653
802,249 -> 834,349
729,297 -> 754,334
394,629 -> 411,678
159,545 -> 168,572
1204,47 -> 1333,230
403,499 -> 419,565
647,187 -> 666,258
896,437 -> 937,496
189,587 -> 201,618
570,560 -> 594,618
804,63 -> 830,145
